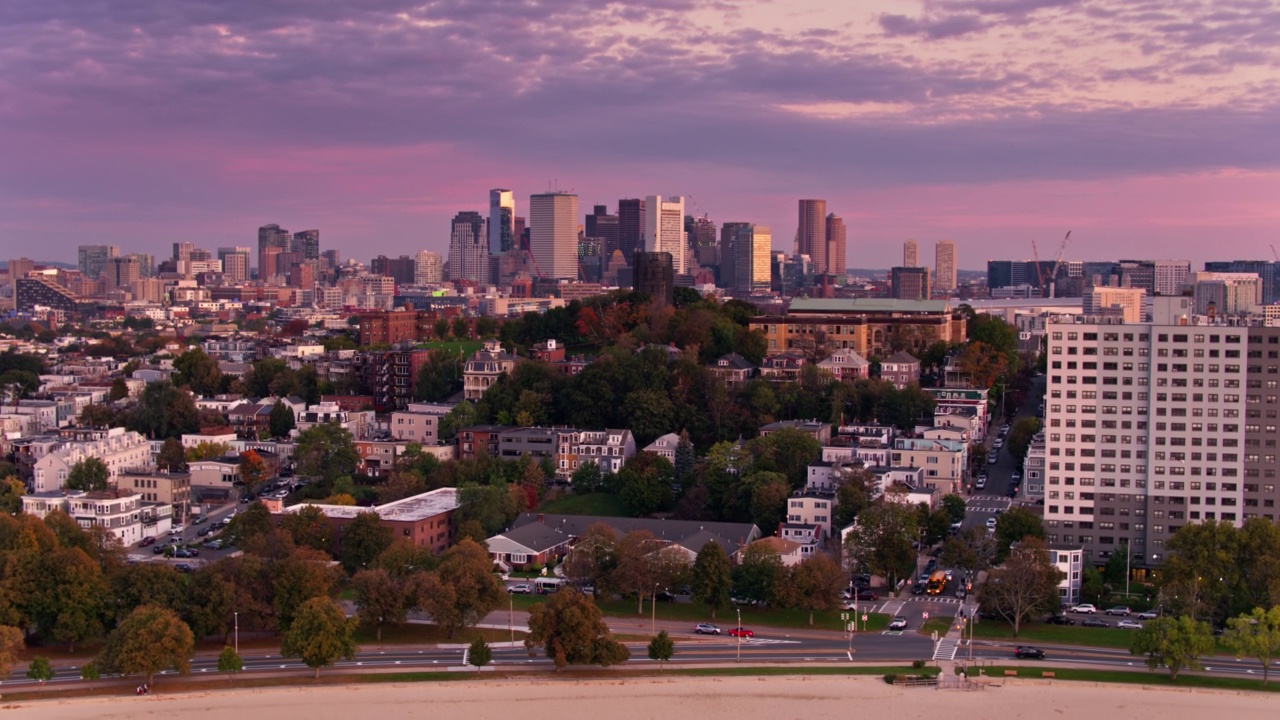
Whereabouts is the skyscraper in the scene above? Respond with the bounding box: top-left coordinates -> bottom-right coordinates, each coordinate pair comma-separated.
217,246 -> 251,284
127,253 -> 154,278
529,192 -> 579,280
890,266 -> 931,300
690,216 -> 719,268
719,222 -> 747,292
825,213 -> 846,282
796,200 -> 827,275
447,212 -> 488,283
934,240 -> 957,294
172,242 -> 195,263
617,198 -> 645,262
488,189 -> 515,255
414,251 -> 443,285
102,256 -> 140,292
585,205 -> 620,257
903,239 -> 918,268
633,251 -> 674,308
257,224 -> 290,279
291,229 -> 320,260
77,245 -> 119,278
643,196 -> 687,275
722,223 -> 771,294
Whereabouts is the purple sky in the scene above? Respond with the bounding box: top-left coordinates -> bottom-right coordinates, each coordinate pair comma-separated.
2,0 -> 1279,270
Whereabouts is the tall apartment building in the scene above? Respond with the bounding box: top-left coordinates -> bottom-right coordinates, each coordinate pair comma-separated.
1187,271 -> 1263,316
1244,326 -> 1280,523
7,258 -> 35,284
447,211 -> 488,283
77,245 -> 119,279
1044,318 -> 1250,567
903,239 -> 918,268
689,216 -> 718,268
1152,260 -> 1192,296
488,189 -> 515,255
617,198 -> 644,262
218,247 -> 252,284
291,229 -> 320,260
643,195 -> 687,275
890,266 -> 930,300
102,256 -> 141,293
529,192 -> 579,280
825,213 -> 846,282
257,224 -> 291,279
1205,260 -> 1277,304
414,250 -> 443,284
1084,286 -> 1146,323
934,240 -> 956,293
796,199 -> 827,275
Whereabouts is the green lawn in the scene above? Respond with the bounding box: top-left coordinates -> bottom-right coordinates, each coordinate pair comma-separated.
972,620 -> 1134,649
977,665 -> 1280,693
537,492 -> 630,516
668,665 -> 939,677
353,622 -> 526,645
918,617 -> 955,637
415,340 -> 482,357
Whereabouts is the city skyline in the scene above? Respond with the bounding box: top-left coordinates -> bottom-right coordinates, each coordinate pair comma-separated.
1,2 -> 1277,267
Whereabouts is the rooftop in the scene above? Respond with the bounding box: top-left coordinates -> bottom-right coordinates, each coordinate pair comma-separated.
786,298 -> 952,315
280,487 -> 459,522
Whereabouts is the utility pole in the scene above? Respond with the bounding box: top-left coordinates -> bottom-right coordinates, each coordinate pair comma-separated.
651,584 -> 658,635
736,607 -> 742,663
234,611 -> 239,655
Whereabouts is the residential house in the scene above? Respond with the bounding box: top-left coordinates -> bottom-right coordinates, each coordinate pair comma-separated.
643,432 -> 680,462
1048,545 -> 1084,606
781,491 -> 834,557
760,419 -> 831,444
497,427 -> 558,461
555,428 -> 636,481
816,348 -> 869,382
889,436 -> 967,493
22,488 -> 169,545
530,339 -> 566,364
924,387 -> 990,440
741,536 -> 806,567
710,353 -> 755,388
389,402 -> 454,446
188,457 -> 242,501
32,427 -> 152,493
116,469 -> 192,523
879,351 -> 921,390
758,353 -> 807,382
354,439 -> 410,477
456,425 -> 507,461
463,339 -> 518,401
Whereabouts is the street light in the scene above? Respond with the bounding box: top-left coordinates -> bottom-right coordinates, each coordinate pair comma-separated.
234,611 -> 239,655
509,592 -> 514,644
736,607 -> 742,663
651,583 -> 658,635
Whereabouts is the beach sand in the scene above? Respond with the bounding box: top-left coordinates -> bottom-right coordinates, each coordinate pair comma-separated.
6,675 -> 1277,720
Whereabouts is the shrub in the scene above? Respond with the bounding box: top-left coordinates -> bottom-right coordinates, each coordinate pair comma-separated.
911,659 -> 927,669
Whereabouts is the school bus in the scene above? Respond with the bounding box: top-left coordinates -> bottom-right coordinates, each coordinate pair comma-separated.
925,570 -> 948,595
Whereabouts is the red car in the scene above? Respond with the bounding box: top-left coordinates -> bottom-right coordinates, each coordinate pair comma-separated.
139,536 -> 157,547
728,627 -> 754,638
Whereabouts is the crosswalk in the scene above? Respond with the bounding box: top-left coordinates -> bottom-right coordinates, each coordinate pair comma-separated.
933,637 -> 959,661
905,596 -> 962,605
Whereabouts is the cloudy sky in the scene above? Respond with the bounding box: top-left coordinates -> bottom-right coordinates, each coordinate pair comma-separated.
2,0 -> 1278,270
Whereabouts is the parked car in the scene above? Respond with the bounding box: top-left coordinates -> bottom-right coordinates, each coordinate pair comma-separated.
509,583 -> 533,594
695,623 -> 722,635
856,590 -> 879,601
986,517 -> 998,530
987,453 -> 998,465
1105,606 -> 1131,616
173,548 -> 194,558
151,543 -> 169,554
888,616 -> 908,631
1117,620 -> 1144,630
1005,486 -> 1018,498
728,627 -> 754,638
911,583 -> 926,596
955,587 -> 967,599
197,526 -> 213,537
1011,470 -> 1022,482
169,524 -> 185,536
1069,603 -> 1098,614
193,516 -> 207,525
139,536 -> 156,547
1081,617 -> 1109,628
993,439 -> 1004,450
1136,610 -> 1159,620
205,539 -> 224,551
1014,646 -> 1045,659
1046,614 -> 1075,625
174,563 -> 195,573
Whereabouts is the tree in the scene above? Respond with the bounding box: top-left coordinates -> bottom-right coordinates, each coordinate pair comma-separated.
238,450 -> 269,497
351,568 -> 405,641
226,501 -> 273,546
422,539 -> 507,638
340,511 -> 393,574
0,625 -> 23,680
941,494 -> 967,525
994,506 -> 1046,561
0,476 -> 27,515
294,422 -> 359,487
731,542 -> 784,606
570,460 -> 603,493
746,471 -> 791,534
26,656 -> 53,685
128,380 -> 200,439
279,504 -> 333,552
66,457 -> 109,491
612,530 -> 663,614
95,604 -> 194,684
173,347 -> 222,397
281,597 -> 358,679
452,317 -> 470,340
156,436 -> 188,473
268,400 -> 296,439
525,589 -> 630,670
779,554 -> 844,625
434,318 -> 450,341
1223,606 -> 1280,685
940,527 -> 997,578
647,629 -> 675,670
1006,416 -> 1041,463
217,645 -> 243,675
674,430 -> 695,484
691,541 -> 732,618
561,523 -> 617,592
977,538 -> 1063,638
272,547 -> 341,630
1130,615 -> 1214,681
833,466 -> 875,527
79,402 -> 116,429
467,637 -> 492,670
843,501 -> 918,590
108,377 -> 130,401
414,350 -> 464,402
186,440 -> 232,461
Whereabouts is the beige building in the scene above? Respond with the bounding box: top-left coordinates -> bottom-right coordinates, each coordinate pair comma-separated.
903,238 -> 918,267
934,240 -> 956,294
1084,286 -> 1146,323
117,469 -> 193,523
750,298 -> 967,359
390,403 -> 454,446
463,339 -> 518,401
32,427 -> 152,493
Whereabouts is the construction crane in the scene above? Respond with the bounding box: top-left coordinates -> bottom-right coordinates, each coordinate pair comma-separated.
1270,244 -> 1278,262
1030,232 -> 1071,298
1046,231 -> 1072,298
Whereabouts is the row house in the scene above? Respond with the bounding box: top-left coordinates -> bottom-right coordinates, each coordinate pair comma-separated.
758,353 -> 806,382
32,427 -> 152,493
22,488 -> 170,545
816,348 -> 870,382
555,428 -> 636,481
390,402 -> 454,446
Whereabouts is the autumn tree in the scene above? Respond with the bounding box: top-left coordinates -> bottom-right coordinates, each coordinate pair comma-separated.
272,547 -> 341,631
1223,606 -> 1280,685
0,476 -> 27,514
294,422 -> 359,488
746,471 -> 791,534
351,568 -> 405,641
421,539 -> 506,638
612,530 -> 663,614
339,511 -> 393,574
173,347 -> 223,397
1130,616 -> 1214,681
185,440 -> 232,461
0,625 -> 23,680
281,597 -> 358,678
156,436 -> 188,473
691,541 -> 732,618
95,604 -> 194,684
79,402 -> 115,429
238,450 -> 269,497
66,457 -> 109,491
561,523 -> 618,592
525,590 -> 630,670
279,504 -> 332,552
778,554 -> 844,625
977,538 -> 1063,638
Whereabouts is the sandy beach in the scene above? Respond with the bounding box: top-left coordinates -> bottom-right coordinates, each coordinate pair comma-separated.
6,675 -> 1277,720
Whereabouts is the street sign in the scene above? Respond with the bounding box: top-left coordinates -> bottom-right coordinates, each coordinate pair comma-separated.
840,612 -> 849,621
922,611 -> 929,620
861,614 -> 868,622
846,622 -> 854,632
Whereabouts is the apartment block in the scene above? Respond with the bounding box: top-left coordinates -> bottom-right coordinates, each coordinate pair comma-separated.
1044,317 -> 1249,567
1245,326 -> 1280,521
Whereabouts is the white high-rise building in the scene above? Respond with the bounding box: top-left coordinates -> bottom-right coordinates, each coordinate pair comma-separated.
488,189 -> 515,255
1187,272 -> 1262,316
529,192 -> 579,280
447,211 -> 488,283
643,195 -> 687,275
934,240 -> 957,293
414,250 -> 443,285
1152,260 -> 1191,296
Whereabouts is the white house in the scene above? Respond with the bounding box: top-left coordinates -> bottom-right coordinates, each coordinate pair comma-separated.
32,427 -> 152,493
643,433 -> 680,462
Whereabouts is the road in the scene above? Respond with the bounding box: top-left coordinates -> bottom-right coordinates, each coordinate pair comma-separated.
963,373 -> 1046,533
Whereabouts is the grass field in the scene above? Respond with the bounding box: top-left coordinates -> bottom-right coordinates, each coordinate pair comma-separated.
972,620 -> 1134,649
353,622 -> 526,646
918,617 -> 955,637
537,492 -> 630,516
415,340 -> 482,356
977,665 -> 1280,693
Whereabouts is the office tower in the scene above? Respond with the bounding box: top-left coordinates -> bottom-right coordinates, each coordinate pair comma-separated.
722,223 -> 770,294
690,216 -> 718,268
77,245 -> 119,278
1152,260 -> 1191,296
371,255 -> 417,286
617,198 -> 645,262
633,251 -> 674,307
1186,271 -> 1263,315
414,251 -> 443,285
102,256 -> 140,292
935,240 -> 957,293
1204,260 -> 1277,304
488,189 -> 515,255
796,200 -> 827,274
903,239 -> 918,268
643,195 -> 687,275
257,224 -> 290,279
217,247 -> 251,284
1044,320 -> 1254,567
288,229 -> 319,260
513,217 -> 527,250
529,192 -> 579,280
288,262 -> 315,289
890,266 -> 931,300
321,249 -> 340,269
127,253 -> 153,278
585,205 -> 620,257
1084,287 -> 1146,322
7,258 -> 34,285
172,242 -> 195,263
447,211 -> 489,283
825,213 -> 846,283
